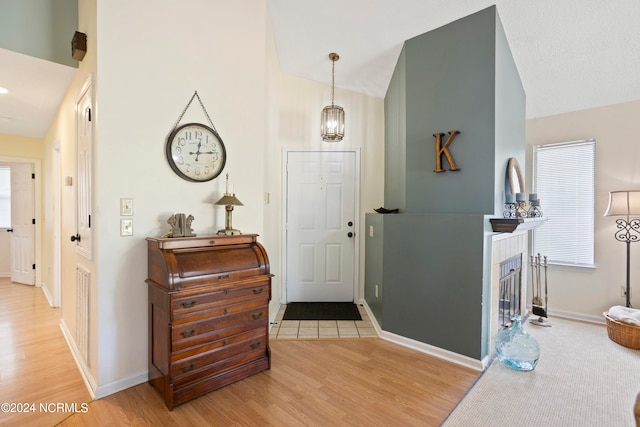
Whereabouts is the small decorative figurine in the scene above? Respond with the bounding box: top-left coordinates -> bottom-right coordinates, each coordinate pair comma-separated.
166,213 -> 195,238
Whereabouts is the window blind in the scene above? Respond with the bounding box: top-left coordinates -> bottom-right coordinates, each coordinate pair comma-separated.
532,139 -> 595,267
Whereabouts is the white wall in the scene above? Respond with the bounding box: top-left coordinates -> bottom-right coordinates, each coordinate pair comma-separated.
526,99 -> 640,320
274,73 -> 385,304
90,1 -> 269,393
58,0 -> 384,396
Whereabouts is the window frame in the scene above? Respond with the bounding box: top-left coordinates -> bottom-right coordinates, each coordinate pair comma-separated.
531,139 -> 596,268
0,166 -> 11,229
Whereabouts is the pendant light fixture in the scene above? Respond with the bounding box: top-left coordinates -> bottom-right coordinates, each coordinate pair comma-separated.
321,52 -> 345,142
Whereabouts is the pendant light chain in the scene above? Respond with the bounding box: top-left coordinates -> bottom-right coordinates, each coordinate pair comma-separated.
331,58 -> 335,107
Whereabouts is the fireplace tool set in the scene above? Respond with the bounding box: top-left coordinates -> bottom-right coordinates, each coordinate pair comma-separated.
530,254 -> 551,327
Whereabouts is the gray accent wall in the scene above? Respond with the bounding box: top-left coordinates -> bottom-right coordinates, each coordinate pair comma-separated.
366,6 -> 525,362
405,9 -> 497,215
0,0 -> 79,68
383,48 -> 407,211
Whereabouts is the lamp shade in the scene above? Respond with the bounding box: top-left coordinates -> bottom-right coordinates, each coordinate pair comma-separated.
604,190 -> 640,216
321,105 -> 345,142
215,194 -> 243,206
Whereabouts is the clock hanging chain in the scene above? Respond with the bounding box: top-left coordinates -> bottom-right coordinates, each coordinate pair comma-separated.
171,90 -> 218,134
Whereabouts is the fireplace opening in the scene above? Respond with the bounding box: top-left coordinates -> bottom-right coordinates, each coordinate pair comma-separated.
498,254 -> 522,329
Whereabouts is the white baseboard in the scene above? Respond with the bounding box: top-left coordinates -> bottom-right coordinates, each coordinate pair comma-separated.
40,282 -> 54,307
380,330 -> 485,371
358,300 -> 607,373
59,318 -> 97,399
59,318 -> 149,400
544,307 -> 606,325
93,372 -> 148,400
358,299 -> 484,372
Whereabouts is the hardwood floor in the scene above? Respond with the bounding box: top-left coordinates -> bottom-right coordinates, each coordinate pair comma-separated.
0,279 -> 92,427
60,339 -> 478,427
0,278 -> 480,426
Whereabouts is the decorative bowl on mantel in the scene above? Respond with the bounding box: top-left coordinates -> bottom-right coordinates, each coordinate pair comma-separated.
490,218 -> 548,233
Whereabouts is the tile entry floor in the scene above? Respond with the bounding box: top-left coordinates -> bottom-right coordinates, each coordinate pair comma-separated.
270,304 -> 378,339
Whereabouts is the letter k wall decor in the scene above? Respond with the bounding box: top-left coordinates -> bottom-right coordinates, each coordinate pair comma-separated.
384,6 -> 525,215
433,130 -> 460,173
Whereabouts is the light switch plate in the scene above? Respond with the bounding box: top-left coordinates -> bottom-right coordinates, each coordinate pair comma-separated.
120,198 -> 133,216
120,219 -> 133,236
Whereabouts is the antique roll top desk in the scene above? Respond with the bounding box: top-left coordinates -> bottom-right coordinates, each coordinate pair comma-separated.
146,234 -> 272,409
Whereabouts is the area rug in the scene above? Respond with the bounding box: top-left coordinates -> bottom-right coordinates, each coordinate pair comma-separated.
442,317 -> 640,426
282,302 -> 362,321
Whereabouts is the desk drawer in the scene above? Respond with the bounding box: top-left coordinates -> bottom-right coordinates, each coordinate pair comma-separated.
172,335 -> 268,386
171,317 -> 267,353
171,280 -> 270,322
171,303 -> 268,349
172,356 -> 270,407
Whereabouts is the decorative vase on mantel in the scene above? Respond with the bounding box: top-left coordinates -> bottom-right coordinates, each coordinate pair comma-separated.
494,315 -> 540,371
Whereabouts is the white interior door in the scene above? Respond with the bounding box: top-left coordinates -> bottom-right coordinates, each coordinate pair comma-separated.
10,163 -> 35,285
286,151 -> 357,302
75,80 -> 93,259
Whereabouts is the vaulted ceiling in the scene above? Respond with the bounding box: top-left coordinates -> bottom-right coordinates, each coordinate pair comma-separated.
2,1 -> 639,138
269,0 -> 640,119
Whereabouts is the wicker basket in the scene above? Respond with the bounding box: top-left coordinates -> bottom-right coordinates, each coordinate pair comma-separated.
603,312 -> 640,349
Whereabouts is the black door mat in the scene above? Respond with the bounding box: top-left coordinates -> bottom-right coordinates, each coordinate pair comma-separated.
283,302 -> 362,321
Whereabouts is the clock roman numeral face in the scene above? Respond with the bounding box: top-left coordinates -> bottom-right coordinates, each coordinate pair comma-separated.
166,123 -> 226,182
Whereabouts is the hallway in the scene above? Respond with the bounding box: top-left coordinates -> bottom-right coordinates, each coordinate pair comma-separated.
0,278 -> 91,426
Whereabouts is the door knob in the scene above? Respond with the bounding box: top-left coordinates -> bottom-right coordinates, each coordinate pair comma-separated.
348,221 -> 353,227
70,234 -> 81,242
347,232 -> 354,238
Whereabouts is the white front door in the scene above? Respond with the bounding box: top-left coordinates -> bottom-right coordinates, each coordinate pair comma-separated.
286,151 -> 357,302
10,163 -> 35,285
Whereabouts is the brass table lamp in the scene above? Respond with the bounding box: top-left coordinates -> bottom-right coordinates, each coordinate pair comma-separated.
215,174 -> 243,235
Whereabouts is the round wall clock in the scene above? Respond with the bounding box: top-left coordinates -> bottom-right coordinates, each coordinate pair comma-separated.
166,122 -> 226,182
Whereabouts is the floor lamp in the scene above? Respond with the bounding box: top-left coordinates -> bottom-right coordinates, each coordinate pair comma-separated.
604,190 -> 640,307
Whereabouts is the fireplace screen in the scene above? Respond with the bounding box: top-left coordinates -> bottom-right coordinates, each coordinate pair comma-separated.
498,254 -> 522,328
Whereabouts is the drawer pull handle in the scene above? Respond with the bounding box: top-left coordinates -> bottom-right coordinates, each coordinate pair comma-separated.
181,363 -> 195,373
180,329 -> 196,338
222,339 -> 227,346
252,311 -> 263,319
181,300 -> 196,308
223,308 -> 228,315
223,289 -> 229,295
251,341 -> 261,349
218,274 -> 230,279
253,288 -> 264,294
